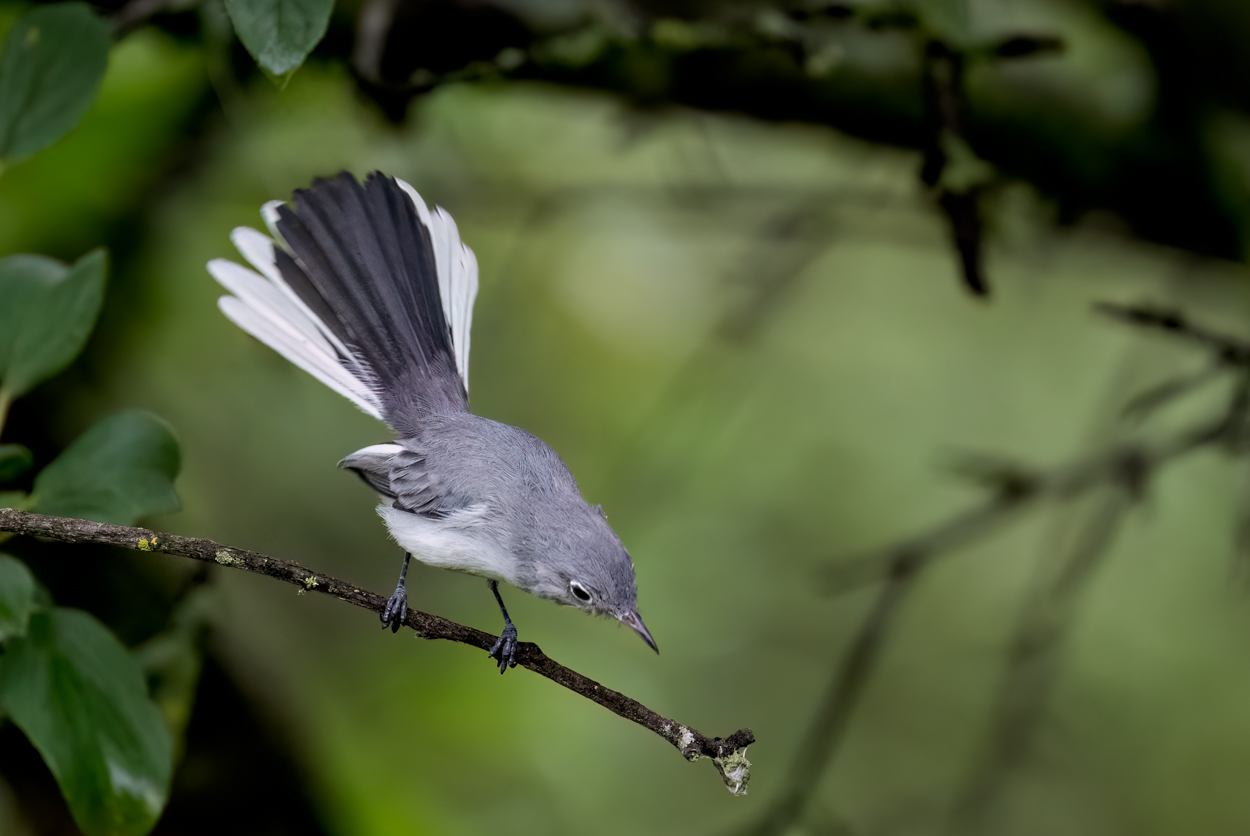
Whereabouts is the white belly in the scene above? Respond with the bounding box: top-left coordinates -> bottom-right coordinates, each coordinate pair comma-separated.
377,504 -> 519,585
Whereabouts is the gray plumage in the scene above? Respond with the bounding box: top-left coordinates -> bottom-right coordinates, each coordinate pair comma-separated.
208,172 -> 655,669
341,414 -> 638,612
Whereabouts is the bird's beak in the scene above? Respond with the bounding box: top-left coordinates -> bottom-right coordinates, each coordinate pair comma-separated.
619,610 -> 659,654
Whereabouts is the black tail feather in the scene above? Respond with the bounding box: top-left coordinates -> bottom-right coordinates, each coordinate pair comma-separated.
273,172 -> 467,432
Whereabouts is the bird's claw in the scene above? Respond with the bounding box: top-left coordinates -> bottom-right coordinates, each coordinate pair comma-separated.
380,585 -> 408,634
488,623 -> 518,673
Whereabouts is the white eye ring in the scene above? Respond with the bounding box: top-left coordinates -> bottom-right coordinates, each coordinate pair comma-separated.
570,581 -> 592,603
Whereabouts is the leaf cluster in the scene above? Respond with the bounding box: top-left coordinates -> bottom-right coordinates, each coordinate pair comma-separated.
0,249 -> 183,834
0,14 -> 187,828
0,0 -> 329,177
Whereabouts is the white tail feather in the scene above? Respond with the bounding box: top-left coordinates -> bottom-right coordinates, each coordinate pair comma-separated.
261,201 -> 286,242
394,178 -> 478,390
210,257 -> 384,420
450,236 -> 478,385
230,227 -> 357,359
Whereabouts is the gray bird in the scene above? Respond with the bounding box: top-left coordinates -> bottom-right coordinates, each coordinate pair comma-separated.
208,171 -> 656,672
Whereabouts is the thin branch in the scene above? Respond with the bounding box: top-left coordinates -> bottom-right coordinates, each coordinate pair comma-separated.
950,368 -> 1250,824
823,491 -> 1034,593
824,417 -> 1224,594
0,509 -> 754,792
1120,362 -> 1223,422
738,553 -> 923,836
922,39 -> 990,297
951,487 -> 1133,829
1096,302 -> 1250,366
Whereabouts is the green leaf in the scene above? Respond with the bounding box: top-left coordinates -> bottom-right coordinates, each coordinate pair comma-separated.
223,0 -> 333,76
0,3 -> 111,164
0,608 -> 172,836
0,249 -> 107,398
0,491 -> 28,511
33,411 -> 180,525
0,554 -> 35,643
0,443 -> 33,482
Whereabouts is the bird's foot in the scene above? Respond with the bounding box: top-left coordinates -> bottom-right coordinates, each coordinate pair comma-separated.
380,585 -> 408,634
488,622 -> 518,674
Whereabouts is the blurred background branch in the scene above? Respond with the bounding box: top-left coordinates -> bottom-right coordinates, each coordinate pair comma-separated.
826,302 -> 1250,594
776,302 -> 1250,833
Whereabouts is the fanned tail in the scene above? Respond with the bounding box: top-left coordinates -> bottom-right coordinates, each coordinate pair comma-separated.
208,172 -> 479,435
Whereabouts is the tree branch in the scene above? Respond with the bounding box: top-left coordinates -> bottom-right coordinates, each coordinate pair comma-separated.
823,413 -> 1227,594
0,508 -> 754,794
951,487 -> 1133,828
738,552 -> 923,836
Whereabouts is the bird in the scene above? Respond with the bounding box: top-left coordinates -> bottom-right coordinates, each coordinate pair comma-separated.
207,171 -> 656,673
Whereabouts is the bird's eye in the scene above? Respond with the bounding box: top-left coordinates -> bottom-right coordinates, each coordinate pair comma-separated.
570,582 -> 592,602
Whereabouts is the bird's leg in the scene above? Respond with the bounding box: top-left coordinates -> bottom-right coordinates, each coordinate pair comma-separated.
487,580 -> 519,673
381,552 -> 412,634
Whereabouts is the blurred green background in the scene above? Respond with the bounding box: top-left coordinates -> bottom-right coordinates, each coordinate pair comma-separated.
8,0 -> 1250,833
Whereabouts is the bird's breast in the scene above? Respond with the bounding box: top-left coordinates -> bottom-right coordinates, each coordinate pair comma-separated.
376,504 -> 522,586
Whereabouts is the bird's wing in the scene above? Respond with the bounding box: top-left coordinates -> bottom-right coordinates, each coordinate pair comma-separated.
339,441 -> 469,520
386,445 -> 464,519
338,443 -> 402,498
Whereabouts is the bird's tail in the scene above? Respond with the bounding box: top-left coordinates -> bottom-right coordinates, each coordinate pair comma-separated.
208,172 -> 479,435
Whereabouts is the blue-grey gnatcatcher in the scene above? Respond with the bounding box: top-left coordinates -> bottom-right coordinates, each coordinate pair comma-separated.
208,171 -> 656,672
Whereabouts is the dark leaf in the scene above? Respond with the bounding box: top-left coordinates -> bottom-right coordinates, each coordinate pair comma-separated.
33,411 -> 180,525
0,3 -> 111,164
0,553 -> 35,643
223,0 -> 334,76
0,443 -> 33,482
0,608 -> 172,836
0,249 -> 107,398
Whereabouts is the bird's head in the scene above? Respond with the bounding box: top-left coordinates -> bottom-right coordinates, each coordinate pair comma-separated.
533,503 -> 657,653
